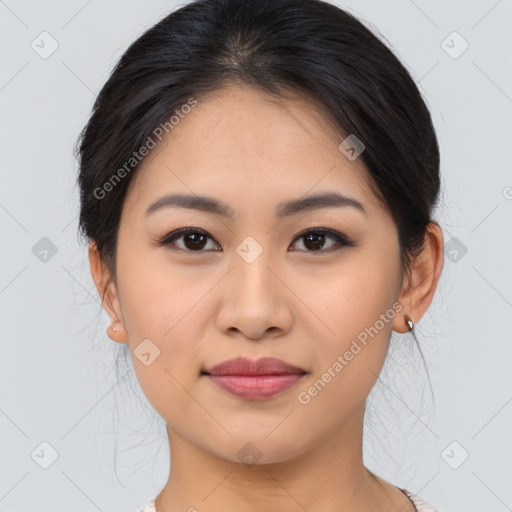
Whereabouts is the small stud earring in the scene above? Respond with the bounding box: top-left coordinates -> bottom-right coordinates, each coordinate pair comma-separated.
404,314 -> 414,332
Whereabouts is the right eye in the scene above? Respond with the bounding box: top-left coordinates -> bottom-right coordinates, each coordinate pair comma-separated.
157,227 -> 221,252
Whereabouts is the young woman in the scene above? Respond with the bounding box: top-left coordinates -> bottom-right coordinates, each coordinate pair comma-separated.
75,0 -> 444,510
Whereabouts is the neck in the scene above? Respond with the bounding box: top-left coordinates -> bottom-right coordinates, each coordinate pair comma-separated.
154,406 -> 414,512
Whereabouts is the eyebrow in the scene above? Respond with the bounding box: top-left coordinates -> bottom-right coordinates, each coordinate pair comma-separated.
144,191 -> 367,219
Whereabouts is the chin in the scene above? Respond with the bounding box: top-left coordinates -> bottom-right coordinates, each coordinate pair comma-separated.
205,433 -> 312,467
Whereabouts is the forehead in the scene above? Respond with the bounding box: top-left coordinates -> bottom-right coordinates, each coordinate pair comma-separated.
124,83 -> 380,215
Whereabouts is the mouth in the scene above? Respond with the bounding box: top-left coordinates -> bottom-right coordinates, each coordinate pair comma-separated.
203,356 -> 306,375
203,373 -> 306,400
202,356 -> 307,400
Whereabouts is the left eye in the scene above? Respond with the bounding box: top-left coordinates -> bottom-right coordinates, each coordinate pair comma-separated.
290,228 -> 355,253
157,227 -> 355,253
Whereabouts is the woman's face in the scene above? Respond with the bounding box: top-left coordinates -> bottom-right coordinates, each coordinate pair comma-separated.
108,84 -> 407,463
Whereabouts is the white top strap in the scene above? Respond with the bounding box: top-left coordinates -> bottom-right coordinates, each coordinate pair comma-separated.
139,498 -> 156,512
401,488 -> 441,512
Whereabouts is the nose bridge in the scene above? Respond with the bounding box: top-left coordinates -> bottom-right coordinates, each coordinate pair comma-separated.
215,237 -> 293,338
232,239 -> 279,304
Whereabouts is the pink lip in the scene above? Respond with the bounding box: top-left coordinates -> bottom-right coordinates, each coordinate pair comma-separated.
203,357 -> 306,400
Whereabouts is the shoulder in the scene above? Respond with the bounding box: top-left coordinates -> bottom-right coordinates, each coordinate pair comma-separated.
138,498 -> 156,512
401,488 -> 441,512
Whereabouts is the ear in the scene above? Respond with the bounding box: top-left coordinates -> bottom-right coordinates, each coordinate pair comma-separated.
88,239 -> 129,343
392,222 -> 444,333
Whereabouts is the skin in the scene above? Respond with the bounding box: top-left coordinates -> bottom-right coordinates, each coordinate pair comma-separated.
89,83 -> 444,512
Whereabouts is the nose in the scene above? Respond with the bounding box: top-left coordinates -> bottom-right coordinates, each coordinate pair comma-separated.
215,248 -> 294,341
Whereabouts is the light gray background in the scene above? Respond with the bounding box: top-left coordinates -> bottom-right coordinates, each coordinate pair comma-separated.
1,1 -> 511,511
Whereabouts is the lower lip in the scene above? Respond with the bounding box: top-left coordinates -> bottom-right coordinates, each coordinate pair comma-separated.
206,373 -> 305,400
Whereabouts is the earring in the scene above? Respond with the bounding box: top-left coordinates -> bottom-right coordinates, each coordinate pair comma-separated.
404,314 -> 414,332
404,314 -> 420,345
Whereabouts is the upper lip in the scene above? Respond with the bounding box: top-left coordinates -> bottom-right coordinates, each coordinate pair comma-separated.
203,357 -> 306,376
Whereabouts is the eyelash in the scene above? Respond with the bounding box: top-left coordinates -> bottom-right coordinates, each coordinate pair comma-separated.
157,227 -> 355,254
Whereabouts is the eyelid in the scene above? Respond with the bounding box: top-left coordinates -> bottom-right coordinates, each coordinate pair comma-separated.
157,227 -> 355,253
158,227 -> 220,252
290,227 -> 355,253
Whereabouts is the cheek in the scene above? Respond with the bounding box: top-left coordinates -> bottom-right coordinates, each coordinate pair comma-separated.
115,248 -> 214,411
120,277 -> 210,425
311,257 -> 398,339
306,246 -> 401,384
116,235 -> 212,341
295,283 -> 398,424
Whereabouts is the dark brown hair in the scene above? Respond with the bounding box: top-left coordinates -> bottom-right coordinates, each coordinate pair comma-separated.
75,0 -> 441,290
